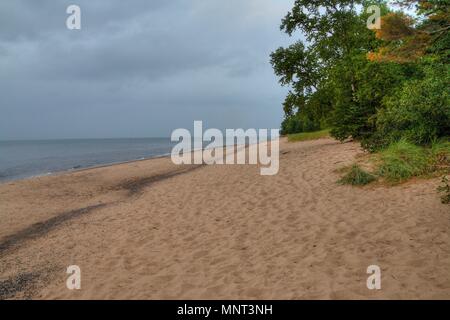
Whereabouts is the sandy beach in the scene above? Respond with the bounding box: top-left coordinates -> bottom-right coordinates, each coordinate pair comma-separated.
0,137 -> 449,299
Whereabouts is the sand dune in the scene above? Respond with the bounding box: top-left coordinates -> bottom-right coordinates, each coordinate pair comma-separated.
0,137 -> 449,299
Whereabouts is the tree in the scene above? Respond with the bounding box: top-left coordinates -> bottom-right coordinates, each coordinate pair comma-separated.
271,1 -> 389,135
271,0 -> 448,146
271,1 -> 359,132
368,0 -> 449,62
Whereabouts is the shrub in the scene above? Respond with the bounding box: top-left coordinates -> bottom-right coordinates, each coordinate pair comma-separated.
280,113 -> 321,135
360,131 -> 391,152
280,115 -> 302,135
330,56 -> 415,143
280,113 -> 320,135
376,64 -> 450,146
338,164 -> 377,186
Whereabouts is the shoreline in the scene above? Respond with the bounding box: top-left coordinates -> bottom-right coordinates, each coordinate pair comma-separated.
0,153 -> 173,186
0,138 -> 274,185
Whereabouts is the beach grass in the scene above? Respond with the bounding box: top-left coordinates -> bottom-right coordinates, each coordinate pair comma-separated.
288,129 -> 330,142
376,139 -> 430,183
338,164 -> 377,186
376,139 -> 450,184
337,138 -> 450,186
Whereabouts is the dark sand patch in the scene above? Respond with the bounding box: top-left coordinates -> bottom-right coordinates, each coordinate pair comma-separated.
114,165 -> 204,196
0,272 -> 41,300
0,204 -> 107,256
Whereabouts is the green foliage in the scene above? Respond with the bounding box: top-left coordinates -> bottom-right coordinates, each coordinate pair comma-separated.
374,138 -> 449,183
271,1 -> 385,135
360,131 -> 391,152
329,56 -> 416,142
270,42 -> 321,96
377,139 -> 432,183
288,129 -> 330,142
338,164 -> 377,185
341,139 -> 449,187
281,114 -> 321,135
375,64 -> 450,146
280,88 -> 332,135
271,0 -> 449,155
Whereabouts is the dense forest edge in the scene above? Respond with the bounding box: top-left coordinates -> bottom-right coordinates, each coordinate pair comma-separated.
270,0 -> 449,202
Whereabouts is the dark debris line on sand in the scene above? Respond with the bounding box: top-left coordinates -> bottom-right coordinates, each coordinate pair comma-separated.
0,165 -> 205,256
0,272 -> 40,300
0,204 -> 107,257
115,164 -> 205,196
0,164 -> 206,298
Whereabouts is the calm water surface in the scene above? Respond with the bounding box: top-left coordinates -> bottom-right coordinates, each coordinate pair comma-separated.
0,138 -> 175,182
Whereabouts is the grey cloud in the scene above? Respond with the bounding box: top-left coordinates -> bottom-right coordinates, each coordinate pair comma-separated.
0,0 -> 295,139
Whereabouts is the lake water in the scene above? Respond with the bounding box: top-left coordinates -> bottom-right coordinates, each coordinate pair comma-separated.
0,138 -> 176,182
0,131 -> 279,183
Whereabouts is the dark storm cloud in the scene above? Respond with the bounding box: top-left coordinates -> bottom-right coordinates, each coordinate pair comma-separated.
0,0 -> 294,139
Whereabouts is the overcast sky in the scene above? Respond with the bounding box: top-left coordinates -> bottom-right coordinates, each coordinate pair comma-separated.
0,0 -> 295,139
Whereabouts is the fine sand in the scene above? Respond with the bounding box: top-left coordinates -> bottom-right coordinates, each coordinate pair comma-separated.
0,137 -> 449,299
